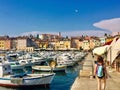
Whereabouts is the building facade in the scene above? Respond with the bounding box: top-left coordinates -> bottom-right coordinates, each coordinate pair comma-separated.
38,34 -> 61,41
16,37 -> 34,52
0,37 -> 11,50
55,39 -> 71,50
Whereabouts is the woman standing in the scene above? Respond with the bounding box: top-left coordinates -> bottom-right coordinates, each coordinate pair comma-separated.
94,56 -> 108,90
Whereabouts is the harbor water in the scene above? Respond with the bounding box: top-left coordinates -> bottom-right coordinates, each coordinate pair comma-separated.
0,64 -> 82,90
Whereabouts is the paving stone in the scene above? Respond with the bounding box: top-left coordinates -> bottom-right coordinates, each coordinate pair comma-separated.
71,53 -> 120,90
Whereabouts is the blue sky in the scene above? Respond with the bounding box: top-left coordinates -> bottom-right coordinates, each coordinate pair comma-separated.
0,0 -> 120,36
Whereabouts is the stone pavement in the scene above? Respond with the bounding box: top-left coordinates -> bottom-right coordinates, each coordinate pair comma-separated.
71,52 -> 120,90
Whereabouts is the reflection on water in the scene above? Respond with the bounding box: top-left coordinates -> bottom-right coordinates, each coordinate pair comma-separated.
0,63 -> 81,90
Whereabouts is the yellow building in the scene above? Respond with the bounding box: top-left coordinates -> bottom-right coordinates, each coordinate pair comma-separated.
0,38 -> 11,50
0,40 -> 4,50
89,39 -> 95,50
55,40 -> 71,50
39,41 -> 48,49
82,40 -> 90,51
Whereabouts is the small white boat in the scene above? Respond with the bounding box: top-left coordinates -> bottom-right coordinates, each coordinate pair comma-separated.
32,61 -> 66,72
57,55 -> 75,67
0,63 -> 55,88
32,65 -> 66,72
19,59 -> 33,68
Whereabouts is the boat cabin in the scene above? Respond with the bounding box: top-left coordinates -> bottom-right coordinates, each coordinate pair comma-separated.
0,63 -> 12,77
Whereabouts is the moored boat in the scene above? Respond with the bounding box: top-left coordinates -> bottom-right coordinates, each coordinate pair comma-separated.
32,65 -> 66,72
0,63 -> 55,88
32,60 -> 66,72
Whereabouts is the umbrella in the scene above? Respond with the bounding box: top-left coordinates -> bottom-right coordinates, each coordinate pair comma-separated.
93,45 -> 109,55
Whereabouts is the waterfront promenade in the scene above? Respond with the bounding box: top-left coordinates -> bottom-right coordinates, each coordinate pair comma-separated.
71,52 -> 120,90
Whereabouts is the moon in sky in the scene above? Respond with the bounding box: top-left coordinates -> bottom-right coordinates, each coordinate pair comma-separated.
75,9 -> 79,13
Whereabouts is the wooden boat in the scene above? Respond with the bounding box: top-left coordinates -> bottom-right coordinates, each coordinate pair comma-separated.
32,60 -> 66,72
32,65 -> 66,72
0,63 -> 55,88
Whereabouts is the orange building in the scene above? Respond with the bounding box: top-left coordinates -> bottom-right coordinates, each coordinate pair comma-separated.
0,37 -> 11,50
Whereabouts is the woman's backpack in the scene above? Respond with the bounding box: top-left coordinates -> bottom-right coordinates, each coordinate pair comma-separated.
96,64 -> 104,78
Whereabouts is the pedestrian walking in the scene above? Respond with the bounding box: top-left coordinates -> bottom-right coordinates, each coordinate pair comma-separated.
94,56 -> 108,90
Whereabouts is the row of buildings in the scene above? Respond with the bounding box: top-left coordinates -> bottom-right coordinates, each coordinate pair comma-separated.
0,33 -> 116,52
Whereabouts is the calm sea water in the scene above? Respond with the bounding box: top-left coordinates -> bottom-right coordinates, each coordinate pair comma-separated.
0,64 -> 82,90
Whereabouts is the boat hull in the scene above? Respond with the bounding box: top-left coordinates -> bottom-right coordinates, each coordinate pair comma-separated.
0,73 -> 55,88
0,83 -> 50,88
32,65 -> 66,72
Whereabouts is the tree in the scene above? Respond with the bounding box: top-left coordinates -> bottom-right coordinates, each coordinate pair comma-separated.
104,33 -> 108,37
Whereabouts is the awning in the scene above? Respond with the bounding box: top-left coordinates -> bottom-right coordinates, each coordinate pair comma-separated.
93,45 -> 109,55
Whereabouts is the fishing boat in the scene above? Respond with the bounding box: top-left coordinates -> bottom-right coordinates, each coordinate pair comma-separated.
0,63 -> 55,88
32,60 -> 66,72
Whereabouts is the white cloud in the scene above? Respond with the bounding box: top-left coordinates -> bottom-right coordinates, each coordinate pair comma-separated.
21,30 -> 110,37
93,18 -> 120,35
